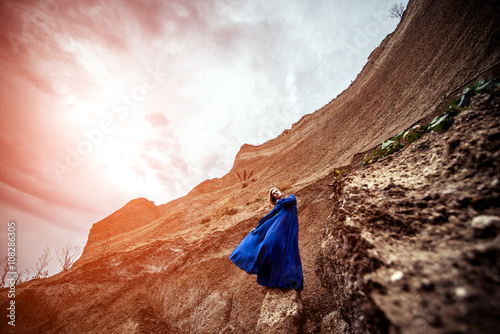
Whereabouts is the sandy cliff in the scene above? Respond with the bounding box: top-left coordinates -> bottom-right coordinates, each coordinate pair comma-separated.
1,0 -> 500,333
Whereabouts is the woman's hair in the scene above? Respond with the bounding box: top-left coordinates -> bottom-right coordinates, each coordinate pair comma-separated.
269,187 -> 281,205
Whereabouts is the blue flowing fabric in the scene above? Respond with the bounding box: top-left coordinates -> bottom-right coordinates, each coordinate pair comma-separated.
229,194 -> 303,291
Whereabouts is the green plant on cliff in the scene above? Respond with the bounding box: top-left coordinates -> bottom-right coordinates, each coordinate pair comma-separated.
362,78 -> 499,169
237,169 -> 254,188
456,79 -> 500,108
362,130 -> 405,168
334,169 -> 346,178
426,78 -> 499,132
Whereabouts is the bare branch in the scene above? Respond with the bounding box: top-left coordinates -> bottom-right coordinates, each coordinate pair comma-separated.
388,2 -> 405,19
56,245 -> 83,271
31,247 -> 51,280
1,256 -> 9,287
15,269 -> 29,285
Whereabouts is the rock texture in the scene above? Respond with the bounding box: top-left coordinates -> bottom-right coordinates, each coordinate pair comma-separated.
256,290 -> 302,333
1,0 -> 499,333
318,89 -> 500,333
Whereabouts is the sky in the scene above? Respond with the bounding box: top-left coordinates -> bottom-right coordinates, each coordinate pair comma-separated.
0,0 -> 406,277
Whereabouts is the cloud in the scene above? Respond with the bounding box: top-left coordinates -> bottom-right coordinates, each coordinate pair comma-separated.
145,112 -> 169,128
0,0 -> 406,273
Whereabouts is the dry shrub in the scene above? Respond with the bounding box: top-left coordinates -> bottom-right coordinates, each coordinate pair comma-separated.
279,181 -> 292,191
210,205 -> 238,219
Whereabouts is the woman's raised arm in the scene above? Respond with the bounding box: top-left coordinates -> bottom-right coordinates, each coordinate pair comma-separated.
278,194 -> 296,208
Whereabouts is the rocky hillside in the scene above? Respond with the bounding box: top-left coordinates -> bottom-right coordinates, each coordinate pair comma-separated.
1,0 -> 499,333
318,89 -> 500,333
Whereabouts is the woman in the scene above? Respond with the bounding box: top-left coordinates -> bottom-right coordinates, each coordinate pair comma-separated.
229,187 -> 303,291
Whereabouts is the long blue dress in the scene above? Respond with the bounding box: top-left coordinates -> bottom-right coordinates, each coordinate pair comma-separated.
229,194 -> 303,291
